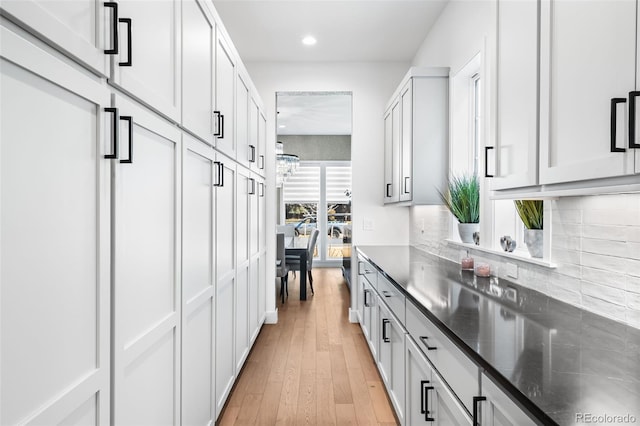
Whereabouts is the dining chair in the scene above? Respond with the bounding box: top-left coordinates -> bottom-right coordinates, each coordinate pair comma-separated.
276,233 -> 290,303
286,228 -> 319,295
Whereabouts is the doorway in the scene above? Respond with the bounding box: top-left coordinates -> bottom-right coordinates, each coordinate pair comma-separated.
275,91 -> 352,267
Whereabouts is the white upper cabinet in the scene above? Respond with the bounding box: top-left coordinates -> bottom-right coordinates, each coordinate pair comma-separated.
249,97 -> 260,173
109,0 -> 182,122
181,0 -> 215,144
384,100 -> 401,203
0,0 -> 109,76
258,110 -> 267,175
492,0 -> 539,190
384,68 -> 449,205
236,72 -> 250,167
214,29 -> 236,159
539,0 -> 637,184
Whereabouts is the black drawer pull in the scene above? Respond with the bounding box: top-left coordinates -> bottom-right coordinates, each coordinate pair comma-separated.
386,183 -> 392,197
119,116 -> 133,164
473,396 -> 486,426
104,107 -> 119,159
611,98 -> 627,152
118,18 -> 132,67
382,290 -> 392,298
104,3 -> 119,55
382,319 -> 390,343
419,336 -> 437,351
420,380 -> 435,422
214,162 -> 224,187
629,91 -> 640,148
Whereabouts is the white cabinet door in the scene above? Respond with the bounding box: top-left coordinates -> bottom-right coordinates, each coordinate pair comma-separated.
0,0 -> 109,76
181,0 -> 215,144
1,27 -> 110,425
110,0 -> 182,122
406,337 -> 471,426
111,94 -> 181,426
362,279 -> 378,360
383,101 -> 400,203
249,256 -> 260,343
236,73 -> 250,167
258,252 -> 267,324
250,175 -> 260,257
378,300 -> 406,424
249,97 -> 260,172
258,109 -> 267,175
237,168 -> 251,266
215,160 -> 236,416
400,80 -> 413,202
236,263 -> 249,371
492,0 -> 538,190
215,30 -> 236,159
539,0 -> 636,184
182,134 -> 215,426
481,373 -> 537,426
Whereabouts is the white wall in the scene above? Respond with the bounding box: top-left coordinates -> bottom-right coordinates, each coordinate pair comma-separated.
246,61 -> 410,320
408,1 -> 640,329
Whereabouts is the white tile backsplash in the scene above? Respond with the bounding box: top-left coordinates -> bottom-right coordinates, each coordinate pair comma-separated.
410,192 -> 640,329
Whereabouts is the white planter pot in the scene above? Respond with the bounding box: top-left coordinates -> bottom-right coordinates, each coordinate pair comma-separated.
524,229 -> 543,258
457,223 -> 479,244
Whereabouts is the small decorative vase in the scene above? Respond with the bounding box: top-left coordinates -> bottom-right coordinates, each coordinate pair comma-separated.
524,229 -> 543,258
458,223 -> 479,244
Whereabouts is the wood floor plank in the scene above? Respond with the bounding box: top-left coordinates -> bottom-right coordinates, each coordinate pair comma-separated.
334,404 -> 357,425
217,268 -> 397,426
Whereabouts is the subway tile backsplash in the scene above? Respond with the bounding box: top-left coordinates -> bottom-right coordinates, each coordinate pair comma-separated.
410,193 -> 640,329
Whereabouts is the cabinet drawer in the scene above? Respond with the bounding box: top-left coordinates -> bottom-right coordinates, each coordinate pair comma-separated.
377,274 -> 405,324
406,300 -> 478,415
357,256 -> 377,289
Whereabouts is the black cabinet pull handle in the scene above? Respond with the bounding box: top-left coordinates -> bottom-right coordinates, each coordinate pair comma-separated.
213,111 -> 221,137
119,116 -> 133,164
419,336 -> 437,351
214,161 -> 224,187
118,18 -> 132,67
382,290 -> 392,298
382,319 -> 390,343
218,114 -> 225,139
420,380 -> 435,422
363,289 -> 370,307
249,145 -> 256,162
629,91 -> 640,148
473,396 -> 486,426
248,177 -> 256,195
484,146 -> 494,177
611,98 -> 627,152
259,155 -> 265,170
386,183 -> 392,198
259,182 -> 264,197
104,2 -> 119,55
357,261 -> 365,275
404,176 -> 411,194
104,107 -> 119,159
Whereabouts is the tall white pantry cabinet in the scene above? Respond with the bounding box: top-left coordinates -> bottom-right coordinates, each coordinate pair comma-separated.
0,0 -> 268,424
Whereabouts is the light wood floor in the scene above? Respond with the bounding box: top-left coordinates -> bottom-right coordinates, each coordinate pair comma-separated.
217,268 -> 398,426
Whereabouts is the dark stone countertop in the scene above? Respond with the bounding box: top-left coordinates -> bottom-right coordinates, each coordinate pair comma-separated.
356,245 -> 640,426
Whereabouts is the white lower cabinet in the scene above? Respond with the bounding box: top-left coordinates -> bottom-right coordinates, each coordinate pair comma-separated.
406,336 -> 471,426
377,299 -> 406,425
111,93 -> 182,426
181,134 -> 216,425
215,160 -> 236,417
480,373 -> 536,426
0,26 -> 111,425
360,278 -> 379,360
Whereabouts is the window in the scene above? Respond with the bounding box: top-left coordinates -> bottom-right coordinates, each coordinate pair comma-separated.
283,162 -> 351,265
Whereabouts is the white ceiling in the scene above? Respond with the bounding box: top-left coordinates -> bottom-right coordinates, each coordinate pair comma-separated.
277,92 -> 352,135
212,0 -> 449,134
212,0 -> 449,63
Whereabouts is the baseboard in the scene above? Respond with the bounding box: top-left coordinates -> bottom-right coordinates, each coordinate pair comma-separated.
348,308 -> 360,324
265,309 -> 278,324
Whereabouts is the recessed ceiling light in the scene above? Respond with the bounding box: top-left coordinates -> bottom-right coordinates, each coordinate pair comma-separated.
302,36 -> 317,46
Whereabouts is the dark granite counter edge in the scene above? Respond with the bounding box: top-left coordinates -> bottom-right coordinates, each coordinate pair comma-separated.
356,246 -> 558,426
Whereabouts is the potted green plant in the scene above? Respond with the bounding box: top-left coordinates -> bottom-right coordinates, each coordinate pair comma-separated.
438,174 -> 480,243
514,199 -> 543,258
